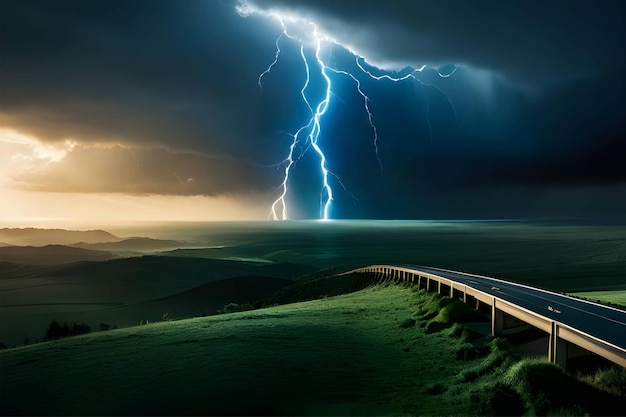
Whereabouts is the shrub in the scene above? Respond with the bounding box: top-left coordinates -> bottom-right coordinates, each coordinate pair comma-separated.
424,320 -> 450,334
455,343 -> 480,361
426,383 -> 447,395
580,366 -> 626,397
467,383 -> 525,416
504,359 -> 592,415
455,338 -> 515,383
99,322 -> 117,331
399,318 -> 416,328
43,320 -> 90,341
71,322 -> 91,336
44,320 -> 68,341
218,303 -> 254,314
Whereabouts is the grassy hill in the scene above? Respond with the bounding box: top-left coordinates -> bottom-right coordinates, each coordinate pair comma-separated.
0,256 -> 318,347
142,222 -> 626,293
74,275 -> 295,325
1,283 -> 623,416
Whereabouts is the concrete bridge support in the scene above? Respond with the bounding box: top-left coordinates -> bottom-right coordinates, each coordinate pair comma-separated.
549,323 -> 569,368
492,303 -> 533,337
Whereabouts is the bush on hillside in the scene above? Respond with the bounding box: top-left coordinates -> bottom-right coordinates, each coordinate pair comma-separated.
43,320 -> 91,341
99,322 -> 117,331
504,359 -> 594,415
218,303 -> 254,314
467,382 -> 525,416
579,366 -> 626,397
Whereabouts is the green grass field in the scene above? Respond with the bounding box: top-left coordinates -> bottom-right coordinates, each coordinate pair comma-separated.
2,221 -> 625,415
569,290 -> 626,307
152,221 -> 626,292
2,283 -> 623,416
3,221 -> 626,347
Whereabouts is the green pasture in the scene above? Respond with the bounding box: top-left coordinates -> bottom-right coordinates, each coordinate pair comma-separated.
1,284 -> 623,416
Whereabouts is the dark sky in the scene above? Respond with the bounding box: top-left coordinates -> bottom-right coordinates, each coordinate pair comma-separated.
1,0 -> 625,221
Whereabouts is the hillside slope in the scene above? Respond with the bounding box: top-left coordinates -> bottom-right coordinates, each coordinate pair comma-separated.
2,284 -> 621,416
0,286 -> 469,415
0,256 -> 311,347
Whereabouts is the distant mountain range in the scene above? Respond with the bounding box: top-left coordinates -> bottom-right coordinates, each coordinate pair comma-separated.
0,228 -> 195,262
0,228 -> 121,246
0,245 -> 119,265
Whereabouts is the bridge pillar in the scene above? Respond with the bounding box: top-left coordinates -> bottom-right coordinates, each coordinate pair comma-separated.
492,305 -> 504,336
549,323 -> 569,368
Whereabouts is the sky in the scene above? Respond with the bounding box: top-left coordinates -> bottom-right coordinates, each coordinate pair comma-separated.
1,0 -> 625,225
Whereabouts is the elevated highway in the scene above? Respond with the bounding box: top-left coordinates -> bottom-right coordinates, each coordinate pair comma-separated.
345,265 -> 626,368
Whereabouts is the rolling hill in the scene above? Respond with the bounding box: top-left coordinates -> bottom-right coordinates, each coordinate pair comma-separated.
0,245 -> 119,265
71,237 -> 196,253
0,256 -> 317,347
1,284 -> 622,416
71,275 -> 295,326
0,228 -> 121,246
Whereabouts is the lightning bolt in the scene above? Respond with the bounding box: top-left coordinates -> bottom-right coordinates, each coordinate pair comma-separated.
308,23 -> 334,220
249,7 -> 459,221
260,20 -> 335,220
257,32 -> 283,91
354,58 -> 460,146
326,65 -> 382,169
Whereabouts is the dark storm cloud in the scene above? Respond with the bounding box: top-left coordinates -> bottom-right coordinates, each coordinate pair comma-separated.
242,0 -> 626,87
1,0 -> 625,219
0,0 -> 283,160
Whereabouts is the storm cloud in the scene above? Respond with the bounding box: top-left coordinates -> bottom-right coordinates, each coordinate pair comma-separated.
1,0 -> 625,220
242,0 -> 626,87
